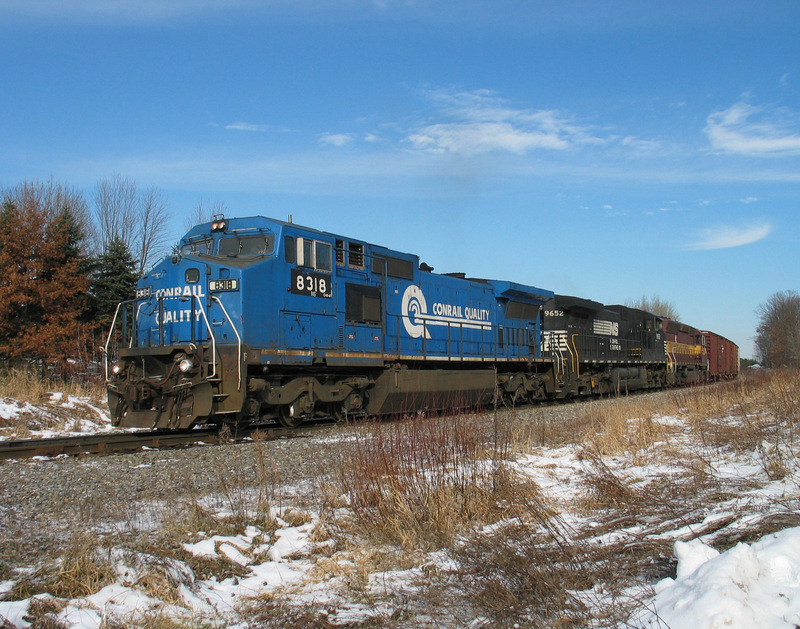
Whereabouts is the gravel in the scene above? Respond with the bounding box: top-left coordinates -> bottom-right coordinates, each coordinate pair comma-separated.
0,399 -> 610,571
0,423 -> 352,569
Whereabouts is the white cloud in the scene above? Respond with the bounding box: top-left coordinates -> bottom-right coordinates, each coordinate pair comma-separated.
405,88 -> 600,156
704,102 -> 800,155
688,222 -> 771,250
319,133 -> 354,147
407,121 -> 569,154
620,135 -> 662,153
225,122 -> 270,132
740,196 -> 759,204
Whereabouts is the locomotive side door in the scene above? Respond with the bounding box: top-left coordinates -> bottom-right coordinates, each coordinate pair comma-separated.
336,239 -> 383,362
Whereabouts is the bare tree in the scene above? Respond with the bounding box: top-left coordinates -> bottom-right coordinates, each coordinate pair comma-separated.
93,175 -> 171,275
2,178 -> 91,255
135,188 -> 170,275
755,290 -> 800,368
93,174 -> 138,254
626,295 -> 680,320
184,198 -> 227,232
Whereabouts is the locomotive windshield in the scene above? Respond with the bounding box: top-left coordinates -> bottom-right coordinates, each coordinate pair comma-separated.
180,238 -> 213,256
219,234 -> 275,257
179,234 -> 275,258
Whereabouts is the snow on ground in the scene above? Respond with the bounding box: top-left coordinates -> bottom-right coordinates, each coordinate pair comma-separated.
632,528 -> 800,629
0,392 -> 112,440
1,396 -> 799,627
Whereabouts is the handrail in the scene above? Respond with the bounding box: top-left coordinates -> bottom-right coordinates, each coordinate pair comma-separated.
191,294 -> 217,380
571,333 -> 581,377
134,302 -> 146,347
103,301 -> 125,382
104,295 -> 219,382
211,296 -> 242,390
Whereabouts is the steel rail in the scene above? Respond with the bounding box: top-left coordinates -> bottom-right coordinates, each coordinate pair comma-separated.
0,423 -> 324,461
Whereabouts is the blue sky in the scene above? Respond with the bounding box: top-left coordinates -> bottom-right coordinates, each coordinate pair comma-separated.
2,0 -> 799,358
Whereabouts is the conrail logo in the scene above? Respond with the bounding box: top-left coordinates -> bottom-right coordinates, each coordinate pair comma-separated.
401,285 -> 432,339
401,285 -> 492,339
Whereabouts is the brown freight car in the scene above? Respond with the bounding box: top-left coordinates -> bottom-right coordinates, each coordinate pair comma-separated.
703,331 -> 739,380
663,318 -> 708,385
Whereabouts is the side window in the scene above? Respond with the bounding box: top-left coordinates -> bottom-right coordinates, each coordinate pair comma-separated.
301,238 -> 314,267
284,236 -> 295,263
316,241 -> 332,272
296,237 -> 333,273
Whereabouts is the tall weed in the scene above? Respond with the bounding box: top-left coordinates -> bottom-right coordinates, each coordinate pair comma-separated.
330,411 -> 535,550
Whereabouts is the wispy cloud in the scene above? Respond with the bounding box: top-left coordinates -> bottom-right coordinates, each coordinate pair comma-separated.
319,133 -> 354,147
740,196 -> 759,204
704,102 -> 800,156
405,88 -> 601,155
225,122 -> 270,132
687,221 -> 771,250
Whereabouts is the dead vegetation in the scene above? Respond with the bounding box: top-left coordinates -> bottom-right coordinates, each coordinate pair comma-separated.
0,367 -> 107,438
326,411 -> 533,550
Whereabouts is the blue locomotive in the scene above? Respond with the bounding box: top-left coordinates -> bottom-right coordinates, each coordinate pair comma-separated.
105,216 -> 557,428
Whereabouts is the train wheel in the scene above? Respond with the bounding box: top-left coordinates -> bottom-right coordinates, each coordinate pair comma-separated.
277,403 -> 304,428
328,403 -> 346,423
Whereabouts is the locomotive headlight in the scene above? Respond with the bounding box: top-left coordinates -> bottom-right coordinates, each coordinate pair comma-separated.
178,358 -> 194,373
111,362 -> 123,375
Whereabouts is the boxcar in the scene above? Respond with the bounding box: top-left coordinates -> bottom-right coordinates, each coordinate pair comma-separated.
703,330 -> 739,380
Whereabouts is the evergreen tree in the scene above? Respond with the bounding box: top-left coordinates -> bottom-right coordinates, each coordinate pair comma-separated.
91,238 -> 139,327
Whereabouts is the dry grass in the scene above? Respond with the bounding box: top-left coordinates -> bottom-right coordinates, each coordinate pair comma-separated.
580,401 -> 673,459
327,411 -> 537,550
0,367 -> 105,404
12,531 -> 116,601
0,367 -> 108,437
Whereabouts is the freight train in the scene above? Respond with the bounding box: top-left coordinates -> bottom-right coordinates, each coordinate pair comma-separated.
104,216 -> 739,430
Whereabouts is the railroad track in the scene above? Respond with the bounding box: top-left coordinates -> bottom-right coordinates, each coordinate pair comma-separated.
0,422 -> 325,461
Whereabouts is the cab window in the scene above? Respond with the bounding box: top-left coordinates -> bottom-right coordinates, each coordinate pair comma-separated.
297,237 -> 333,272
219,234 -> 274,257
180,238 -> 213,256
